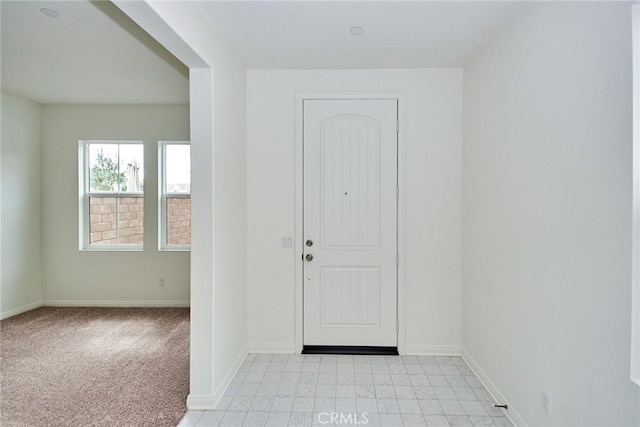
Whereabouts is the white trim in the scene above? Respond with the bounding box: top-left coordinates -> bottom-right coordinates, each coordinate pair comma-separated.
78,140 -> 145,251
294,91 -> 407,354
212,347 -> 249,409
404,345 -> 462,356
185,395 -> 217,410
631,2 -> 639,387
79,139 -> 145,146
248,343 -> 297,353
42,300 -> 190,308
80,245 -> 143,252
79,141 -> 86,250
396,94 -> 408,356
295,91 -> 303,352
158,141 -> 191,251
187,347 -> 249,410
462,347 -> 526,427
0,301 -> 43,320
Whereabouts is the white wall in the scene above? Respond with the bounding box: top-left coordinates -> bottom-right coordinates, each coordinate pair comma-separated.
463,3 -> 640,426
211,63 -> 248,393
1,93 -> 43,317
247,69 -> 463,353
40,104 -> 190,304
185,64 -> 248,407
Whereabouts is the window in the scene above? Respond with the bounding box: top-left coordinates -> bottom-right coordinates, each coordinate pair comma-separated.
79,141 -> 144,250
159,141 -> 191,250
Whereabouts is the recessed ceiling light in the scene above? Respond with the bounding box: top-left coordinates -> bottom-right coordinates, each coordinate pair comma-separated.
40,8 -> 59,18
350,26 -> 364,36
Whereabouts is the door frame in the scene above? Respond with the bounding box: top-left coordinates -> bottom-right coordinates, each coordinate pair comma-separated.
294,91 -> 407,354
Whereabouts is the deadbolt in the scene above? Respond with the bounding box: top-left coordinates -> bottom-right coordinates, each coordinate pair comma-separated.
306,239 -> 313,247
305,254 -> 314,262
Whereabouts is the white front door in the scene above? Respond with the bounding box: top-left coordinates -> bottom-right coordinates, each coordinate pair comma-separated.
303,99 -> 398,347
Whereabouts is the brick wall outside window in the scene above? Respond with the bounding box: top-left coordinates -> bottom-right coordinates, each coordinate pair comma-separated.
167,197 -> 191,246
89,196 -> 144,245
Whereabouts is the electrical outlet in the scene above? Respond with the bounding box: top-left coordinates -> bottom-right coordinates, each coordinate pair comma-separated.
159,277 -> 166,287
541,389 -> 551,416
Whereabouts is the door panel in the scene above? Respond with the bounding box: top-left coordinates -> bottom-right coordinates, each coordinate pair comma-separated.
303,99 -> 397,347
320,115 -> 381,249
319,267 -> 381,327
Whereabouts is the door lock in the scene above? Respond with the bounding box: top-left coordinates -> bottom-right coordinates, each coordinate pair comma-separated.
305,254 -> 314,262
306,239 -> 313,247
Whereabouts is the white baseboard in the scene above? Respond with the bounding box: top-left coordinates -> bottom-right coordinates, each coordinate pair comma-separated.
185,394 -> 217,409
213,346 -> 249,409
404,344 -> 462,356
248,343 -> 297,353
186,346 -> 249,410
42,300 -> 190,308
0,301 -> 43,320
462,347 -> 526,427
1,301 -> 190,320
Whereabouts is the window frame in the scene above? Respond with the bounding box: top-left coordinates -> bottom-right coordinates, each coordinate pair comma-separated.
78,140 -> 144,251
158,141 -> 191,251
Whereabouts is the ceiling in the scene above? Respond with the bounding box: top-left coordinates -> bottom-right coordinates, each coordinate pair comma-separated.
1,1 -> 189,104
1,1 -> 523,104
201,1 -> 523,69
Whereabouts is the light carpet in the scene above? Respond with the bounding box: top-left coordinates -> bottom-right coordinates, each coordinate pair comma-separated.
1,307 -> 189,427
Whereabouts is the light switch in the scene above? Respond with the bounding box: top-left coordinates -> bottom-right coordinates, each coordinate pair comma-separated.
281,237 -> 294,248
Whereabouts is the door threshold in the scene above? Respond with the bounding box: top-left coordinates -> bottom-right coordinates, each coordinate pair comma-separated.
302,345 -> 398,356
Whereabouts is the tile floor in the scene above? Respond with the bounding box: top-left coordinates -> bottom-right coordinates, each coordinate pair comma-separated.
178,353 -> 512,427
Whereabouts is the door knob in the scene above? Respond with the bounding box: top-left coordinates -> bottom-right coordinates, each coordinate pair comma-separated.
306,239 -> 313,247
305,254 -> 314,262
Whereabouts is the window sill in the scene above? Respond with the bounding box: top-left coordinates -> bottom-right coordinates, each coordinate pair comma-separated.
81,245 -> 143,252
159,246 -> 190,252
